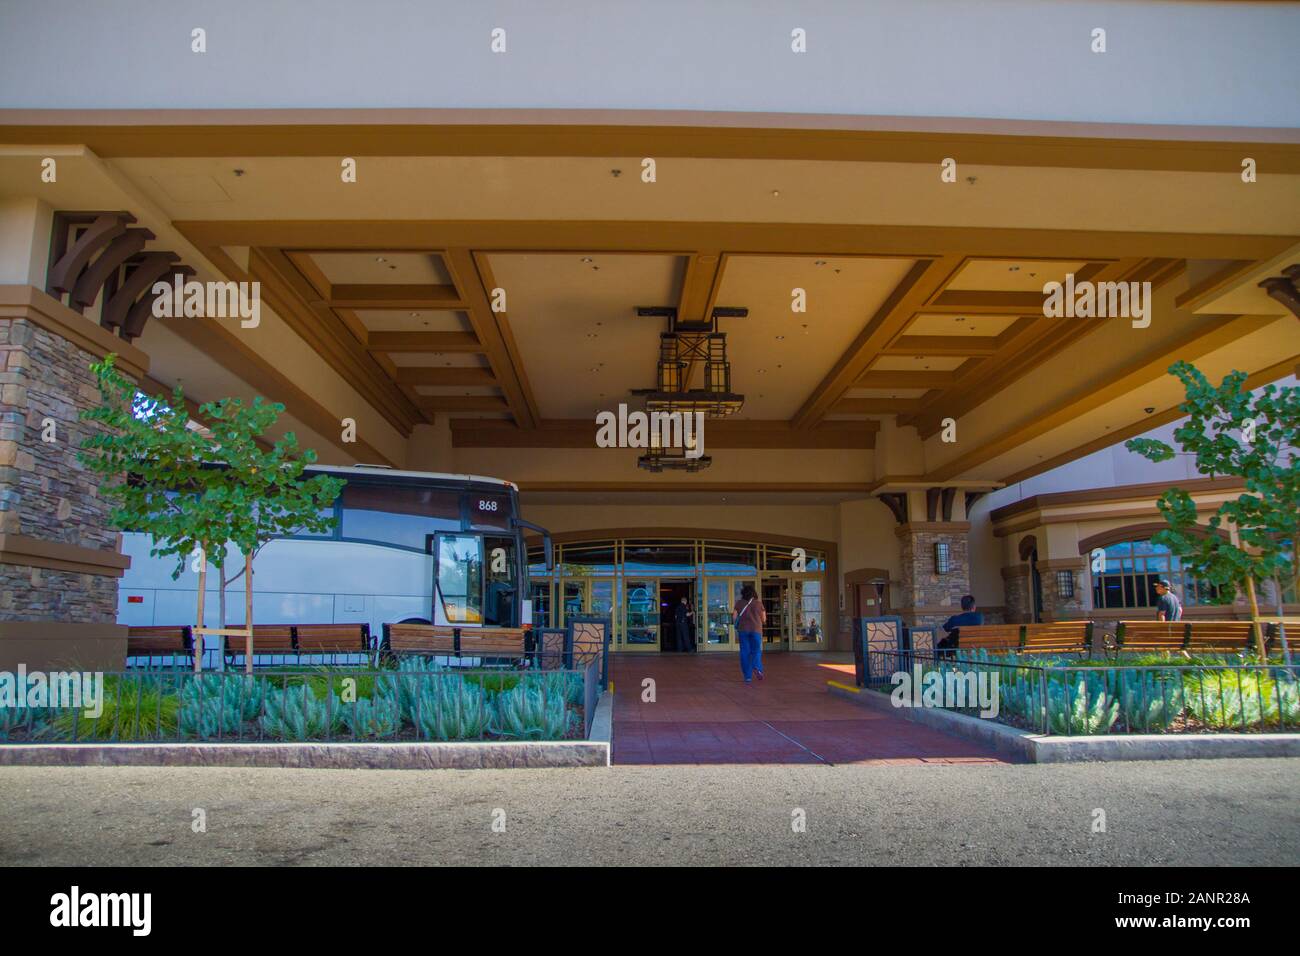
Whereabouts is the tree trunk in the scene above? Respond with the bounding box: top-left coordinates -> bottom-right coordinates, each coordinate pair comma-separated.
1272,575 -> 1292,667
1245,576 -> 1267,660
244,552 -> 254,676
194,554 -> 207,673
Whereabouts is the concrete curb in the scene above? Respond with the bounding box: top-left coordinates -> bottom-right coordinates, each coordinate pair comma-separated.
827,681 -> 1300,763
589,691 -> 613,765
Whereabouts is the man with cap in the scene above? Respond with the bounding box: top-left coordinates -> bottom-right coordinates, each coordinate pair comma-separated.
1154,580 -> 1183,622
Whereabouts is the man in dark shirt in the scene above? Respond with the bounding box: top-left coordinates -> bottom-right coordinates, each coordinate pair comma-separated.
1154,580 -> 1183,622
938,595 -> 983,654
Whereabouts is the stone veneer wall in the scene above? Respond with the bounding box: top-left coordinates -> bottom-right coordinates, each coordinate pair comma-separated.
0,316 -> 120,624
1002,565 -> 1034,623
897,524 -> 971,631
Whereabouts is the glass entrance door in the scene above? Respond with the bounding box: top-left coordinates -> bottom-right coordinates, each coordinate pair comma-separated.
624,579 -> 658,650
790,578 -> 825,650
760,579 -> 788,650
701,578 -> 757,652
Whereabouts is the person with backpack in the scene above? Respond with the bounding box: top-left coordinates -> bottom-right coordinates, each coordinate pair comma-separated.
734,584 -> 767,683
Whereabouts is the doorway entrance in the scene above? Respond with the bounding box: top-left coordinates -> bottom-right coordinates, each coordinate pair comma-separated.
658,579 -> 696,652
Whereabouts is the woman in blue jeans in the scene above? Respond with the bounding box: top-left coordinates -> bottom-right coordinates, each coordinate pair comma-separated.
733,584 -> 767,683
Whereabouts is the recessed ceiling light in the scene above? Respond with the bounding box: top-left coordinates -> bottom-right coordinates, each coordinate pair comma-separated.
375,256 -> 387,263
771,190 -> 780,197
1008,265 -> 1020,272
815,260 -> 826,266
776,335 -> 785,340
580,257 -> 593,263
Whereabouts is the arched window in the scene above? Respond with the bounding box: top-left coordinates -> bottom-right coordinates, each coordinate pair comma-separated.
1092,539 -> 1219,610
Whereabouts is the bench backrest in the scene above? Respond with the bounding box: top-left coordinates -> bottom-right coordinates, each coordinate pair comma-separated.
127,625 -> 192,654
1021,622 -> 1093,652
952,624 -> 1022,649
1116,620 -> 1258,651
294,623 -> 371,653
224,626 -> 295,657
953,622 -> 1091,652
383,623 -> 527,657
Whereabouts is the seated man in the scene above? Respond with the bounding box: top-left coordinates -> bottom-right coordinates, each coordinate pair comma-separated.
937,595 -> 983,655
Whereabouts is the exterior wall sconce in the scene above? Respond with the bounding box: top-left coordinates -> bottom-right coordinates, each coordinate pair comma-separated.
1056,570 -> 1076,599
934,542 -> 951,574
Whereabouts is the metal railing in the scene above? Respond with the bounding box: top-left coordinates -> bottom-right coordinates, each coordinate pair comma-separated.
862,648 -> 1300,736
0,665 -> 597,745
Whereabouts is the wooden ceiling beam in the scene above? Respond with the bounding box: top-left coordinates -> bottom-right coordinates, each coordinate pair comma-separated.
904,258 -> 1151,436
443,248 -> 539,429
248,247 -> 425,433
832,397 -> 926,415
325,284 -> 464,309
792,255 -> 965,429
881,335 -> 1000,357
924,313 -> 1281,482
394,366 -> 497,386
366,331 -> 482,353
418,395 -> 510,413
856,370 -> 958,389
449,418 -> 879,449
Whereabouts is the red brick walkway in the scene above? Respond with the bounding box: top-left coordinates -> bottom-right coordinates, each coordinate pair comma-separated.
611,652 -> 1007,765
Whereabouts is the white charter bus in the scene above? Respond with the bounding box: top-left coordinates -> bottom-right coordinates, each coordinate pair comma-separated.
116,466 -> 553,640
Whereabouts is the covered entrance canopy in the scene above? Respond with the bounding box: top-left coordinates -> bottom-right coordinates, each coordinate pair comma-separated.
0,0 -> 1296,661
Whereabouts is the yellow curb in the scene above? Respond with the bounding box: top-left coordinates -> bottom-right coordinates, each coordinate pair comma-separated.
827,680 -> 860,694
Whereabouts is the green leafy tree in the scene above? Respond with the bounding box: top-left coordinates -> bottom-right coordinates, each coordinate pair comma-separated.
1126,361 -> 1297,663
79,355 -> 345,672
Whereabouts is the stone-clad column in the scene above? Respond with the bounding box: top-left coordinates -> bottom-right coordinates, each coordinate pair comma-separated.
1037,557 -> 1087,621
895,520 -> 971,632
0,286 -> 148,669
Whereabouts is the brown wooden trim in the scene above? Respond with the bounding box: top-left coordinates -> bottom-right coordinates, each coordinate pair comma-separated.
832,397 -> 925,415
856,370 -> 957,389
366,331 -> 482,353
0,285 -> 149,378
894,521 -> 971,536
0,534 -> 131,577
441,250 -> 538,429
326,284 -> 464,309
148,247 -> 397,466
472,252 -> 543,428
992,476 -> 1250,523
794,256 -> 960,428
5,110 -> 1299,172
997,354 -> 1300,485
882,335 -> 1000,357
249,247 -> 425,433
395,367 -> 497,387
924,313 -> 1280,481
452,418 -> 878,449
518,481 -> 876,494
1077,522 -> 1228,555
417,395 -> 509,413
1174,260 -> 1256,312
174,221 -> 1298,266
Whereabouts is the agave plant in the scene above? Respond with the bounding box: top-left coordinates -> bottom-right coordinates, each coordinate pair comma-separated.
1117,669 -> 1184,733
260,684 -> 343,740
410,674 -> 491,741
179,673 -> 267,739
1047,672 -> 1119,736
340,690 -> 402,739
494,684 -> 575,740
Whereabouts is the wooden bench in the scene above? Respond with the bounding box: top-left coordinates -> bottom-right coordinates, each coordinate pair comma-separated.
294,623 -> 372,656
223,624 -> 372,664
1264,621 -> 1299,658
382,623 -> 528,662
126,625 -> 193,662
942,622 -> 1093,656
1113,620 -> 1260,655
